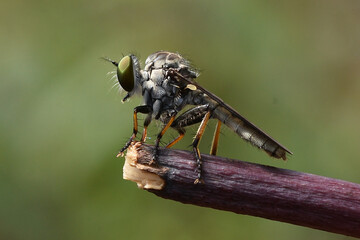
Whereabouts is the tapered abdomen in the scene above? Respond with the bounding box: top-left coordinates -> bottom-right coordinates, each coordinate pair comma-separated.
211,104 -> 291,160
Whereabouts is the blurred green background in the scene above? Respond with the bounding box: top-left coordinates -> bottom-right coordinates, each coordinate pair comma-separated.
1,0 -> 359,239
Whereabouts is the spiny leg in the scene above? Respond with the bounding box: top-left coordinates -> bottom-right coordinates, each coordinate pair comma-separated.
151,113 -> 177,164
210,120 -> 222,155
166,104 -> 209,149
192,111 -> 211,184
117,105 -> 152,157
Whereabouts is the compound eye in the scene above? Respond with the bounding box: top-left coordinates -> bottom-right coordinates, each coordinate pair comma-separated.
117,55 -> 135,92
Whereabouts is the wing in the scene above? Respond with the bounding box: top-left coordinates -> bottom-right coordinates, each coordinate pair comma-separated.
167,69 -> 293,160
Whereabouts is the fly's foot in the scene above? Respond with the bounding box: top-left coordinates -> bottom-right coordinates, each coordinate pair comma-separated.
194,178 -> 204,185
116,145 -> 129,157
148,159 -> 156,166
116,138 -> 134,157
116,151 -> 125,158
149,148 -> 159,166
192,147 -> 205,184
149,144 -> 162,166
194,166 -> 204,184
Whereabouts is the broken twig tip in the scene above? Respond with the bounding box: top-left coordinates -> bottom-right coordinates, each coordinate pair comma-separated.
122,142 -> 165,190
118,143 -> 360,238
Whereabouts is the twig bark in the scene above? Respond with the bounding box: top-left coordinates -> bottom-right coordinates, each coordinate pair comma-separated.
123,142 -> 360,238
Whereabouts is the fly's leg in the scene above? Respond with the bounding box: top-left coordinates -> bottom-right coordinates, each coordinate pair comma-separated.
165,128 -> 185,148
151,113 -> 177,164
116,105 -> 152,157
167,105 -> 209,149
140,114 -> 152,142
168,105 -> 210,183
152,105 -> 212,183
192,111 -> 211,184
210,120 -> 222,155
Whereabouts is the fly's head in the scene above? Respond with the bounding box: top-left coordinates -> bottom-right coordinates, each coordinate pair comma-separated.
104,54 -> 142,102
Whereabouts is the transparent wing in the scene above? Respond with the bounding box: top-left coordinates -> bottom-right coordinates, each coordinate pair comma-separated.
168,69 -> 293,160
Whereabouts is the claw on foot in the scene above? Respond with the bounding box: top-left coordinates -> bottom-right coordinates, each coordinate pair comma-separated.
194,178 -> 204,185
149,153 -> 157,166
148,148 -> 161,166
116,152 -> 124,158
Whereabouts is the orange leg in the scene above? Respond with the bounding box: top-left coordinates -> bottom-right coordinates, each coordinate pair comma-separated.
210,120 -> 221,155
192,111 -> 211,184
166,131 -> 185,148
140,114 -> 152,142
151,114 -> 177,163
117,106 -> 151,157
141,127 -> 148,142
160,115 -> 176,137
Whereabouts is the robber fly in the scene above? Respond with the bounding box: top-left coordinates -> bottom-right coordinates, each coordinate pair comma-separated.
104,51 -> 292,184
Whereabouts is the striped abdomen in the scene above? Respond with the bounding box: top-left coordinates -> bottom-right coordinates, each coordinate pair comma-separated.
210,102 -> 292,160
174,71 -> 292,160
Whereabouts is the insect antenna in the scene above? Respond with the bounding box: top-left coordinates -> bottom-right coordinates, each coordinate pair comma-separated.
101,57 -> 118,67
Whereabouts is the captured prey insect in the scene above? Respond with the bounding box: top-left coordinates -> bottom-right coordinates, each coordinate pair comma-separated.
104,51 -> 292,184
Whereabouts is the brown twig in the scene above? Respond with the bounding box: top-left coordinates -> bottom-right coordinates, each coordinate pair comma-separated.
123,142 -> 360,238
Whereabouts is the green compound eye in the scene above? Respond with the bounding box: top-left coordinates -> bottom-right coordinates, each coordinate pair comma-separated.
117,55 -> 135,92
